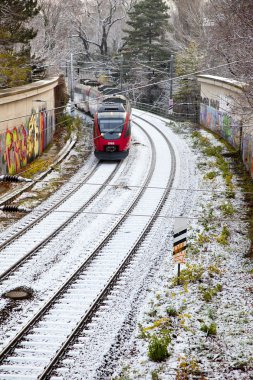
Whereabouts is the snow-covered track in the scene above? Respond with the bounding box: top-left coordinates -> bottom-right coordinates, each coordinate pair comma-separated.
0,162 -> 99,249
0,115 -> 176,380
0,162 -> 122,282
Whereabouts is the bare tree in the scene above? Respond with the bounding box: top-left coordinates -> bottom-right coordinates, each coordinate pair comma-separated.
202,0 -> 253,109
73,0 -> 126,56
172,0 -> 205,45
30,0 -> 84,74
39,0 -> 63,52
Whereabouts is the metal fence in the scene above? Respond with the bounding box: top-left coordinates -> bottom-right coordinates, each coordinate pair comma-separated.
133,101 -> 199,123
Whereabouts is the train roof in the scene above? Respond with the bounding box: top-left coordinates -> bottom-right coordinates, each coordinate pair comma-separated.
80,79 -> 100,86
97,102 -> 126,113
98,85 -> 119,93
98,85 -> 110,91
102,95 -> 128,105
102,88 -> 120,95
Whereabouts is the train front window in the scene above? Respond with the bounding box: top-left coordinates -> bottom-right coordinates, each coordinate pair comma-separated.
98,118 -> 124,139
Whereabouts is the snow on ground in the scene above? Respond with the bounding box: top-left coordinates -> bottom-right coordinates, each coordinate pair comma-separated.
0,123 -> 152,352
110,114 -> 253,380
0,110 -> 252,380
51,110 -> 198,379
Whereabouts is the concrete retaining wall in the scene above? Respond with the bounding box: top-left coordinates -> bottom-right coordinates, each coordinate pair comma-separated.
197,75 -> 253,178
0,77 -> 59,175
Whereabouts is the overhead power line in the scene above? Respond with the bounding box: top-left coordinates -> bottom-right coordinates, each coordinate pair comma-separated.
8,175 -> 253,196
14,208 -> 249,223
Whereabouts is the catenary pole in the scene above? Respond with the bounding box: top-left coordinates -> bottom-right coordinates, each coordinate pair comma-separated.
170,53 -> 174,99
169,53 -> 174,114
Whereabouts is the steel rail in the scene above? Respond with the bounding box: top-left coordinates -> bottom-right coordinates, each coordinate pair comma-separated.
0,114 -> 176,380
0,162 -> 100,251
0,162 -> 123,283
41,115 -> 176,379
0,119 -> 156,369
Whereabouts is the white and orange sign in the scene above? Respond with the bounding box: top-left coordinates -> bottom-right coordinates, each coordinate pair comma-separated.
173,219 -> 188,264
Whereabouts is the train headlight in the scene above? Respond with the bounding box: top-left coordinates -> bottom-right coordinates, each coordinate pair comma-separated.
118,133 -> 121,136
101,133 -> 104,137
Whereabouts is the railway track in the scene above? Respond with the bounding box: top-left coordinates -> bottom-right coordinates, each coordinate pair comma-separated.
0,161 -> 99,247
0,162 -> 123,282
0,114 -> 176,379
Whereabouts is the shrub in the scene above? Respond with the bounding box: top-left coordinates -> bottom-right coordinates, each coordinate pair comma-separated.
166,307 -> 178,317
226,189 -> 235,199
216,283 -> 222,292
216,225 -> 230,245
197,233 -> 211,245
199,284 -> 222,302
204,145 -> 223,157
207,265 -> 221,277
176,356 -> 205,379
202,289 -> 213,302
192,130 -> 202,139
220,202 -> 235,215
151,371 -> 160,380
204,171 -> 218,180
208,265 -> 221,275
148,335 -> 170,362
200,322 -> 217,336
172,264 -> 204,287
216,156 -> 229,174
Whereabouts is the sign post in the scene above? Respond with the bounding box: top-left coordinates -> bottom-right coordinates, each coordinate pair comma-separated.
173,219 -> 188,284
168,98 -> 173,115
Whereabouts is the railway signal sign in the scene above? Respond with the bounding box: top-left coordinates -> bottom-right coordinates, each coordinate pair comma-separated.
173,219 -> 188,283
168,98 -> 173,114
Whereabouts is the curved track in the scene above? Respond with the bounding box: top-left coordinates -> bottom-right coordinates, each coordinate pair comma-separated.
0,114 -> 177,380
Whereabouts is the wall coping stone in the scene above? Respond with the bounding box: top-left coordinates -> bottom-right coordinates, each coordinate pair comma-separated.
0,77 -> 59,99
197,74 -> 246,93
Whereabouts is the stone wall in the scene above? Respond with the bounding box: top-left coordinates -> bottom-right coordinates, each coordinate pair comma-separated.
0,78 -> 59,175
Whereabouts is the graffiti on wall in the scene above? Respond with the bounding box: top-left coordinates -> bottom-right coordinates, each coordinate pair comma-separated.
200,103 -> 253,179
0,108 -> 54,175
242,131 -> 253,179
200,104 -> 241,149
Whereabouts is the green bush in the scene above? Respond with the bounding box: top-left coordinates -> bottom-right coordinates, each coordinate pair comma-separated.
200,322 -> 217,336
216,156 -> 229,175
220,202 -> 235,215
199,284 -> 222,302
172,264 -> 204,287
204,171 -> 218,180
204,145 -> 223,157
226,189 -> 235,199
202,290 -> 213,302
207,265 -> 221,275
176,356 -> 203,379
166,307 -> 178,317
192,130 -> 202,139
216,225 -> 230,245
151,371 -> 160,380
148,335 -> 170,362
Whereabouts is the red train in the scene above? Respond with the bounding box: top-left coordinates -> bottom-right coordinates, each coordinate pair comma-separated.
94,101 -> 131,160
75,80 -> 131,160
